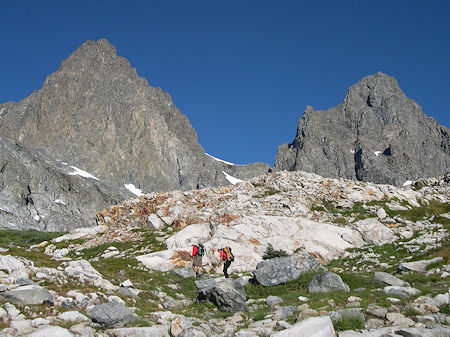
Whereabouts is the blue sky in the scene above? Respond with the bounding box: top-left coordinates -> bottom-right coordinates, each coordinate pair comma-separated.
1,1 -> 449,166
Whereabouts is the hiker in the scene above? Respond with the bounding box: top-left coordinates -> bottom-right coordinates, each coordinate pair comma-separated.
218,246 -> 234,278
191,243 -> 205,277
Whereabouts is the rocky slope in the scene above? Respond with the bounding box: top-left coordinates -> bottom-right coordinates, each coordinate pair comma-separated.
0,39 -> 268,231
274,72 -> 450,186
0,170 -> 448,336
0,135 -> 128,231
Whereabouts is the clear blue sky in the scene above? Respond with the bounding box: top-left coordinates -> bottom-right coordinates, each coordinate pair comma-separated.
1,1 -> 449,166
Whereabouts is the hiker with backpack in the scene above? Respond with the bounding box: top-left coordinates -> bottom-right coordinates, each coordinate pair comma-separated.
191,243 -> 205,278
218,246 -> 234,278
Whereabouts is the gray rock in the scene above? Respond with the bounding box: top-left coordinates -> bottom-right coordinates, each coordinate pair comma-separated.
374,272 -> 409,287
383,286 -> 421,298
104,326 -> 169,337
353,218 -> 396,246
234,276 -> 253,288
266,295 -> 283,307
308,272 -> 350,293
272,305 -> 297,320
395,326 -> 450,337
398,257 -> 443,272
274,72 -> 450,186
0,285 -> 53,306
89,301 -> 133,328
271,316 -> 335,337
26,326 -> 74,337
253,253 -> 325,286
171,267 -> 196,279
195,278 -> 248,312
117,287 -> 139,299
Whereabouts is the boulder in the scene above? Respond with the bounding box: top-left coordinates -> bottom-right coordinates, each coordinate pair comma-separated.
272,305 -> 297,320
62,260 -> 103,281
271,316 -> 335,337
0,285 -> 53,306
383,286 -> 421,298
374,272 -> 409,287
89,301 -> 133,328
26,326 -> 74,337
106,326 -> 170,337
266,295 -> 283,307
195,278 -> 248,312
171,267 -> 196,279
253,253 -> 325,286
395,327 -> 450,337
57,311 -> 90,323
308,272 -> 350,293
352,218 -> 395,246
398,257 -> 443,272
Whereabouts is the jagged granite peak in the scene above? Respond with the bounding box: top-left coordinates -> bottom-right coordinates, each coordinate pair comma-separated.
274,72 -> 450,186
0,39 -> 269,195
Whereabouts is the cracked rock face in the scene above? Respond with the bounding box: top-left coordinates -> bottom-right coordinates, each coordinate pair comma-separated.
274,72 -> 450,186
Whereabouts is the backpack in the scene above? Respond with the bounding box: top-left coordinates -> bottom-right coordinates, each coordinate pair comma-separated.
195,244 -> 204,256
223,247 -> 234,262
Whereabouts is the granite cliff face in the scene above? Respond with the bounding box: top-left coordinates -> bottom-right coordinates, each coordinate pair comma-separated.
0,39 -> 268,231
274,72 -> 449,186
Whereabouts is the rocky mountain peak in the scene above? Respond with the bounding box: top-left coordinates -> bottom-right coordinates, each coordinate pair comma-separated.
275,72 -> 449,186
0,39 -> 269,231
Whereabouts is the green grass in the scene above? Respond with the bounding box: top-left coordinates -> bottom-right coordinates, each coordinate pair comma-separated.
262,243 -> 288,260
255,189 -> 281,198
0,229 -> 66,248
333,315 -> 365,331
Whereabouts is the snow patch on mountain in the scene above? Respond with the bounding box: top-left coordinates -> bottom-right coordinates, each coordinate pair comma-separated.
124,184 -> 142,196
206,153 -> 235,165
222,171 -> 244,185
67,166 -> 99,180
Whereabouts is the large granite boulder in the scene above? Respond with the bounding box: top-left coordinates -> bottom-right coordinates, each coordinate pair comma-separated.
253,253 -> 325,286
0,285 -> 53,306
308,272 -> 350,293
89,301 -> 133,328
274,72 -> 449,186
195,278 -> 248,312
271,316 -> 335,337
352,218 -> 396,246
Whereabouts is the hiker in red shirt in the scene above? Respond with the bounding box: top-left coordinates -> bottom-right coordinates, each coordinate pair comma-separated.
191,243 -> 204,278
218,246 -> 234,278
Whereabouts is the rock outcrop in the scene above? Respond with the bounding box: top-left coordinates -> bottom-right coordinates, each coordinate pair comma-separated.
0,39 -> 268,231
274,72 -> 450,186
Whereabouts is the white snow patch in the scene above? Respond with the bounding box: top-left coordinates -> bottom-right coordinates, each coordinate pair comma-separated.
54,199 -> 66,205
124,184 -> 142,197
350,150 -> 355,154
222,171 -> 244,185
62,162 -> 67,165
374,151 -> 382,157
403,180 -> 414,187
68,166 -> 99,180
206,153 -> 235,165
34,215 -> 40,221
